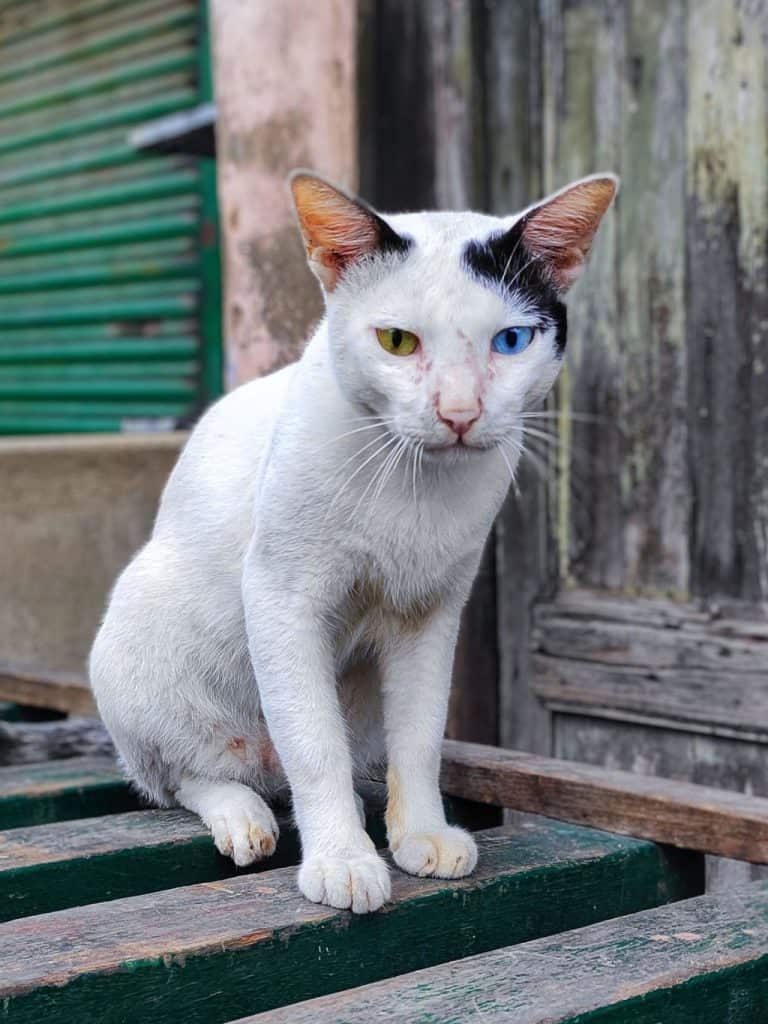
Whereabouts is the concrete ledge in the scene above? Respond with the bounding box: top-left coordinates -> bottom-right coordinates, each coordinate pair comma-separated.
1,433 -> 185,685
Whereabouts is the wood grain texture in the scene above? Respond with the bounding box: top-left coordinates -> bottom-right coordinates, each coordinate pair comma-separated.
0,755 -> 138,829
686,0 -> 768,601
441,738 -> 768,862
0,808 -> 300,923
0,661 -> 95,715
240,880 -> 768,1023
0,821 -> 700,1023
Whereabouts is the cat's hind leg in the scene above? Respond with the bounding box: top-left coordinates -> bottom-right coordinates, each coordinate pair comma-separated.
176,777 -> 279,867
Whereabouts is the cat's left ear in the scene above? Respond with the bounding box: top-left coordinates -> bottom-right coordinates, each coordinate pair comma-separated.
289,171 -> 408,291
517,173 -> 619,292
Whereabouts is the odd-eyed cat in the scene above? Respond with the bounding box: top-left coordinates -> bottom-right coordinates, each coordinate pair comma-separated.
90,171 -> 617,913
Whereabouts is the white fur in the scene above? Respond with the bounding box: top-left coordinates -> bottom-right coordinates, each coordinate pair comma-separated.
90,197 -> 575,913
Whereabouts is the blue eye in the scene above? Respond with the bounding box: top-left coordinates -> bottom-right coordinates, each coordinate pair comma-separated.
491,326 -> 534,355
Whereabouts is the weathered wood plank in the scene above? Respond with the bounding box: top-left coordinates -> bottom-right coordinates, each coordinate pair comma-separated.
534,611 -> 768,672
0,661 -> 95,716
531,653 -> 768,737
240,880 -> 768,1023
0,756 -> 138,829
441,738 -> 768,862
0,716 -> 114,767
0,821 -> 700,1023
0,809 -> 297,923
686,0 -> 768,602
553,712 -> 768,890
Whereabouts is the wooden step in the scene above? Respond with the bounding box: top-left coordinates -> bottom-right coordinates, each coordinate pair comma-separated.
0,808 -> 302,922
240,880 -> 768,1023
0,755 -> 136,828
0,820 -> 701,1023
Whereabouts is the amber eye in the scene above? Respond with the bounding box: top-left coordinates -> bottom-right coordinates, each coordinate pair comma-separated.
376,327 -> 419,356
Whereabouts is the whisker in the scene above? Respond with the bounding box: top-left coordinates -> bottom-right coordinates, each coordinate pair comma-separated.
496,441 -> 522,500
327,434 -> 397,513
313,421 -> 387,453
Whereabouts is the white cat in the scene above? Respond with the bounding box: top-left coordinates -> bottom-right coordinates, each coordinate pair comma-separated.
90,171 -> 617,913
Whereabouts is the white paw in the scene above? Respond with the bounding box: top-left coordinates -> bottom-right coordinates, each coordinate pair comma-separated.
298,851 -> 391,914
208,792 -> 279,867
393,826 -> 478,878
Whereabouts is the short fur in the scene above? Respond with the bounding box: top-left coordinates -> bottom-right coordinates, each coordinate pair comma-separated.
90,171 -> 617,913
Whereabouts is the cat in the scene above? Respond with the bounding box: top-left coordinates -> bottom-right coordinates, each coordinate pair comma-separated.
89,170 -> 617,913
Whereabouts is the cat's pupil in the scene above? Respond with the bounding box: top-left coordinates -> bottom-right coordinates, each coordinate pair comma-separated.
392,329 -> 402,348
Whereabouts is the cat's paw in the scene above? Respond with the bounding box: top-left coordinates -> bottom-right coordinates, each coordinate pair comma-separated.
298,850 -> 390,913
393,826 -> 478,878
208,791 -> 279,867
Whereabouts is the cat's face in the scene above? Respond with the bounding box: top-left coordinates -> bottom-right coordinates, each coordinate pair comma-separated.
291,174 -> 617,457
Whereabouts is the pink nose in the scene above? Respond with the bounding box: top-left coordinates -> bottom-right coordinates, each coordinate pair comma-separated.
439,406 -> 480,436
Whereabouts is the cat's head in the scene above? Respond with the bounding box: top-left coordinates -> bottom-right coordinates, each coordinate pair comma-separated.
290,172 -> 617,455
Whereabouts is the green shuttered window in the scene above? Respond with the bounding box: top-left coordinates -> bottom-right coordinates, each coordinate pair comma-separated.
0,0 -> 222,434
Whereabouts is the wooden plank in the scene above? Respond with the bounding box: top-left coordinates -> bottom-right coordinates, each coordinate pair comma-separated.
0,808 -> 301,923
0,756 -> 137,828
241,880 -> 768,1023
553,712 -> 768,891
0,821 -> 701,1023
531,653 -> 768,737
534,609 -> 768,672
0,660 -> 95,715
441,738 -> 768,863
686,0 -> 768,602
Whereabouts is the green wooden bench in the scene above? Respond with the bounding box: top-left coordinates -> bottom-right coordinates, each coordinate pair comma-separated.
0,741 -> 766,1022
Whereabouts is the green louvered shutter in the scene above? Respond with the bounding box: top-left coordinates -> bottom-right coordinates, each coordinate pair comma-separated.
0,0 -> 222,434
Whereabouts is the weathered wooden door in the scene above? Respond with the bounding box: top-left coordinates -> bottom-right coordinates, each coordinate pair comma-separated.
361,0 -> 768,885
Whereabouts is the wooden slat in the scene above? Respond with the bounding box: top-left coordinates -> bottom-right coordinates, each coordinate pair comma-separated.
0,821 -> 700,1023
0,755 -> 136,828
441,739 -> 768,863
531,653 -> 768,737
0,807 -> 303,922
241,880 -> 768,1023
0,660 -> 95,715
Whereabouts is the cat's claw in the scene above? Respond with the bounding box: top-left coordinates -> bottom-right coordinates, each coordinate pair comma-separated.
393,826 -> 478,879
298,851 -> 390,913
208,793 -> 279,867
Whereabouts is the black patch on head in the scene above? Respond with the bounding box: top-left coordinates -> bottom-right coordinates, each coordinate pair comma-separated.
376,218 -> 413,258
463,218 -> 567,354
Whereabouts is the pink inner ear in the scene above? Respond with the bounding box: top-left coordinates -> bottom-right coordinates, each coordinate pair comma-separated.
522,178 -> 616,291
291,176 -> 381,286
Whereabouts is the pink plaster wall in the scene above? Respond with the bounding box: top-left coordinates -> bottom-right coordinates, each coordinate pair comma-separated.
210,0 -> 358,388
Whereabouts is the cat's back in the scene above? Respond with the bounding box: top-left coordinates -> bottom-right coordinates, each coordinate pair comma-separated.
153,363 -> 297,547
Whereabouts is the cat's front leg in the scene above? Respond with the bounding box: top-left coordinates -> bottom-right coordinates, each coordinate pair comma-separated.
382,600 -> 478,879
244,571 -> 390,914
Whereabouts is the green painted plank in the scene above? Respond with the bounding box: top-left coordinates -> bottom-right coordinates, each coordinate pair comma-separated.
2,193 -> 197,242
0,378 -> 196,399
0,822 -> 702,1024
0,171 -> 196,225
0,362 -> 198,382
0,216 -> 195,257
0,8 -> 196,85
0,339 -> 198,364
0,144 -> 141,191
0,0 -> 191,54
0,299 -> 195,330
0,52 -> 195,120
0,808 -> 300,923
0,756 -> 138,829
0,416 -> 179,434
0,398 -> 191,417
0,319 -> 198,344
0,93 -> 195,156
0,259 -> 199,294
242,881 -> 768,1024
0,276 -> 199,307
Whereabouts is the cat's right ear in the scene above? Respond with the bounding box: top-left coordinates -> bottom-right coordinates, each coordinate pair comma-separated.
289,171 -> 408,291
